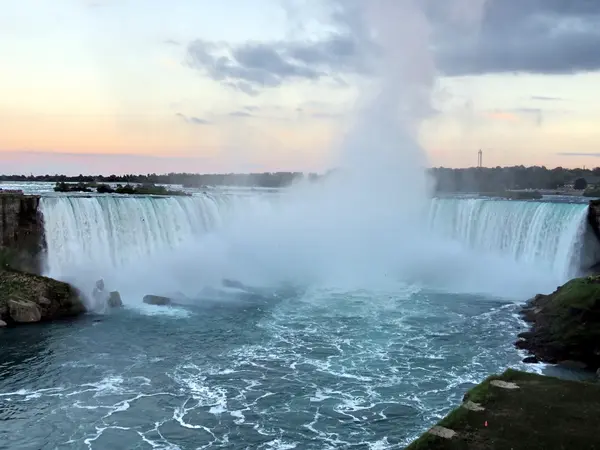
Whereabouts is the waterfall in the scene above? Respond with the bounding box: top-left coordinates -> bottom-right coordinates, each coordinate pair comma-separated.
428,198 -> 591,280
39,194 -> 595,295
39,194 -> 247,279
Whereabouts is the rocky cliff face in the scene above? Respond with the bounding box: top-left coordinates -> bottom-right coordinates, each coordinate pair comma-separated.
0,193 -> 45,274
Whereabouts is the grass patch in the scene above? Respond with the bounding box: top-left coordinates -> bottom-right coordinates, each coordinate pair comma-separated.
405,369 -> 600,449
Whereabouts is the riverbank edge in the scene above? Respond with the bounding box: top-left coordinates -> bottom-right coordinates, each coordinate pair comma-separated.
404,368 -> 600,450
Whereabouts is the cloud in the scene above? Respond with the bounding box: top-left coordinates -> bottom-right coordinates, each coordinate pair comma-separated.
485,107 -> 544,125
186,35 -> 364,95
185,0 -> 600,95
557,152 -> 600,157
531,95 -> 565,101
176,113 -> 211,125
228,111 -> 253,117
164,39 -> 181,46
437,0 -> 600,76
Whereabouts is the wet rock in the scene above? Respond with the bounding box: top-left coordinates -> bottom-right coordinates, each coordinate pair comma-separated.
143,295 -> 171,306
8,299 -> 42,323
108,291 -> 123,308
522,356 -> 539,364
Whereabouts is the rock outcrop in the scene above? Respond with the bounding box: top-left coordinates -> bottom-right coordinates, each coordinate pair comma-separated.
0,269 -> 85,325
0,193 -> 44,274
516,276 -> 600,370
588,200 -> 600,242
108,291 -> 123,308
143,295 -> 172,306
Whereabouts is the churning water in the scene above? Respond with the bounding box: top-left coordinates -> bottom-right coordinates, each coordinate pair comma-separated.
0,190 -> 593,449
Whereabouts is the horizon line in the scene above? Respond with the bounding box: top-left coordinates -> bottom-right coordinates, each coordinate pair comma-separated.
0,165 -> 599,178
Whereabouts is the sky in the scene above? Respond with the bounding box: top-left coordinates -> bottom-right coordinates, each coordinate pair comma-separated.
1,0 -> 600,175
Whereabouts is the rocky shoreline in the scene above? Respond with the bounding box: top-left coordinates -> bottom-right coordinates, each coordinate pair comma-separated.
516,276 -> 600,373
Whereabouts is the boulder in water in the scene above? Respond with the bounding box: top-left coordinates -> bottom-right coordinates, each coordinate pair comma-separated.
108,291 -> 123,308
143,295 -> 171,306
0,269 -> 85,325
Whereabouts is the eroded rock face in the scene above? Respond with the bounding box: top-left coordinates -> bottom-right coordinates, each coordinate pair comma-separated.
0,194 -> 45,274
0,269 -> 86,326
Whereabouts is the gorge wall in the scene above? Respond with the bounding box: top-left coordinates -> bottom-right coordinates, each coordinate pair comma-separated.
587,200 -> 600,242
0,192 -> 45,274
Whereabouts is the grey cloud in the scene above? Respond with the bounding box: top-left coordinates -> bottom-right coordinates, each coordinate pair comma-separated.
438,0 -> 600,75
186,33 -> 364,95
164,39 -> 181,46
531,96 -> 565,101
228,111 -> 253,117
185,0 -> 600,94
557,152 -> 600,157
176,113 -> 210,125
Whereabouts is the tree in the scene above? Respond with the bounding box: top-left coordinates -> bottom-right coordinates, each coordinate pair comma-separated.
574,177 -> 588,190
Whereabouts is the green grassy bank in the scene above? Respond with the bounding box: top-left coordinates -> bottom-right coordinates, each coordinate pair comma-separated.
406,369 -> 600,450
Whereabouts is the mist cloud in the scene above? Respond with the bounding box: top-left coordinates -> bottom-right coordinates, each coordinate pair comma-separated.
186,0 -> 600,94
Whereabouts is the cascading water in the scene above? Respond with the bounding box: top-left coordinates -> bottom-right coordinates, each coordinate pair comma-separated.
39,193 -> 593,303
40,194 -> 251,278
428,198 -> 590,281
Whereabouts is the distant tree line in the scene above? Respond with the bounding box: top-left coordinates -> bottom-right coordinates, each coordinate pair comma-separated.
1,166 -> 600,192
0,172 -> 319,188
430,166 -> 600,193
